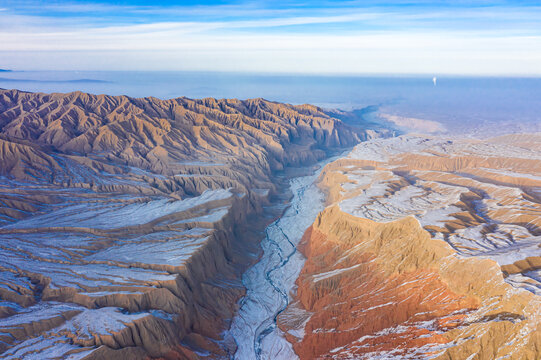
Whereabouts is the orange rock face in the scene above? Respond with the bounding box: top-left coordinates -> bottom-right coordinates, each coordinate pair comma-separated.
283,208 -> 540,359
280,134 -> 541,359
293,225 -> 475,359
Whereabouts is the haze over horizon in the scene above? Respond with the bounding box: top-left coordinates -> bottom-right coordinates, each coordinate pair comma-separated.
1,0 -> 541,76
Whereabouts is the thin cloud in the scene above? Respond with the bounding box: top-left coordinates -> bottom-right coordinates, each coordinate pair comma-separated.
4,6 -> 541,33
1,0 -> 541,75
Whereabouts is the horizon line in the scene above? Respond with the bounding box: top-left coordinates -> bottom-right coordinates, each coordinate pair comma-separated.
2,69 -> 541,79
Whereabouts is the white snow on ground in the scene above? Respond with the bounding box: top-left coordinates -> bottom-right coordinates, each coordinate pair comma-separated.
178,161 -> 226,166
251,188 -> 270,197
0,182 -> 229,359
1,336 -> 93,360
0,250 -> 177,290
59,307 -> 149,338
339,134 -> 541,295
340,176 -> 466,226
229,157 -> 337,360
447,224 -> 541,265
346,136 -> 541,293
79,290 -> 144,297
313,264 -> 362,282
480,168 -> 541,181
87,236 -> 210,266
6,189 -> 232,229
343,171 -> 374,188
0,302 -> 84,328
0,176 -> 229,358
347,135 -> 446,162
459,142 -> 541,160
506,271 -> 541,296
1,307 -> 151,360
173,207 -> 230,224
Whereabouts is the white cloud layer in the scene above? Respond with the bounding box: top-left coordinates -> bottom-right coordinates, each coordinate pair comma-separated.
1,4 -> 540,75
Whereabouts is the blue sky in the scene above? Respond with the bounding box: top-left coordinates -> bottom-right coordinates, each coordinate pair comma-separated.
1,0 -> 540,75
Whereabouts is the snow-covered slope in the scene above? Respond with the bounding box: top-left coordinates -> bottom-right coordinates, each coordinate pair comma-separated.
281,134 -> 541,359
0,89 -> 375,359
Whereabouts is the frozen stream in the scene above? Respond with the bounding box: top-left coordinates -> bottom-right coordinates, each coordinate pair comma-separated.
229,159 -> 333,359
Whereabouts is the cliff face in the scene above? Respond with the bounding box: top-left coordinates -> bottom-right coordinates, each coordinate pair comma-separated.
0,89 -> 364,179
280,134 -> 541,359
0,89 -> 374,359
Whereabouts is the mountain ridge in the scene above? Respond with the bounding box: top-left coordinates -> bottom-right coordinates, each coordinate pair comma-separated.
279,134 -> 541,359
0,88 -> 386,359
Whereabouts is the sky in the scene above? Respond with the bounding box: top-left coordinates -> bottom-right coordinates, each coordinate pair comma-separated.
0,0 -> 540,75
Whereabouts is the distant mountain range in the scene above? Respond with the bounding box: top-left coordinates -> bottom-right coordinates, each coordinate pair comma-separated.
0,77 -> 110,83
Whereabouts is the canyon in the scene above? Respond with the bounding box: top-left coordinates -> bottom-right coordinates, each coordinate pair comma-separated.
0,88 -> 539,360
0,89 -> 380,359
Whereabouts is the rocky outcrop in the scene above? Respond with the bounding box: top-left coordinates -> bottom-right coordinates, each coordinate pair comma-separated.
280,134 -> 541,359
283,207 -> 539,359
0,89 -> 377,359
0,89 -> 364,178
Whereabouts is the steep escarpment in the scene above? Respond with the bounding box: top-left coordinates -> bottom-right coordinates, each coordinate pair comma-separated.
0,89 -> 379,359
0,89 -> 364,180
280,134 -> 541,359
284,208 -> 539,359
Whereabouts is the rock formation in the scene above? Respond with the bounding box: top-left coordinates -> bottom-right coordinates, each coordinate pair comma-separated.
0,89 -> 375,359
280,134 -> 541,359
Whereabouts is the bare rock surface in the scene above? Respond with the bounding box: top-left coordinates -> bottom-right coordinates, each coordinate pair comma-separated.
280,134 -> 541,359
0,89 -> 373,359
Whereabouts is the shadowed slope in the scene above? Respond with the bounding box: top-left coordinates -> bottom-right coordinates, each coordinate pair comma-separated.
0,89 -> 380,359
0,89 -> 363,177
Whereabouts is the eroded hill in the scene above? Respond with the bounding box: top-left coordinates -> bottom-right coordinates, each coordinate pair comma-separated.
280,134 -> 541,359
0,89 -> 380,359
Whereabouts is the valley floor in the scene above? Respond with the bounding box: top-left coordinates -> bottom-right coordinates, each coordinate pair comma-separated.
228,156 -> 336,360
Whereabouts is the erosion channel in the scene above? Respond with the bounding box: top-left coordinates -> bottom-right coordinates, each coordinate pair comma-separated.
229,156 -> 339,360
